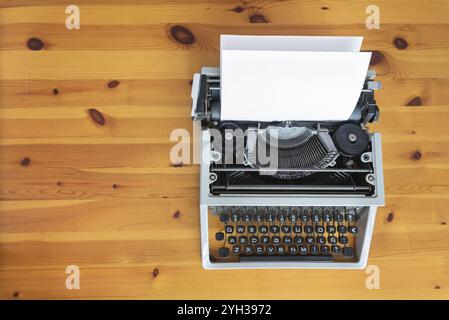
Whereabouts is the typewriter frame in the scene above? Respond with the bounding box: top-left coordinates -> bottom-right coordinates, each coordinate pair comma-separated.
193,67 -> 385,269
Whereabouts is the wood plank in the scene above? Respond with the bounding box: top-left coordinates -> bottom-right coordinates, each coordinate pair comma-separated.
1,23 -> 449,51
1,49 -> 449,80
1,78 -> 449,109
1,1 -> 449,25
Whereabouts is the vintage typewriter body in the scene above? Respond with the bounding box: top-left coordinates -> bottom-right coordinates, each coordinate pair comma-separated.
191,67 -> 384,269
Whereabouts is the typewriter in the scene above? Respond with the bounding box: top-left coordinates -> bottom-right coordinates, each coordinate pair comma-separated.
191,65 -> 384,269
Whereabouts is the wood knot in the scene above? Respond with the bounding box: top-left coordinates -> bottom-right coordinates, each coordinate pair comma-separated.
13,291 -> 20,298
107,80 -> 120,89
170,25 -> 195,45
249,14 -> 269,23
173,210 -> 181,219
435,285 -> 441,289
56,181 -> 63,186
393,37 -> 408,50
172,162 -> 183,167
369,51 -> 384,66
387,212 -> 394,223
27,38 -> 44,50
412,151 -> 422,161
321,5 -> 330,10
20,157 -> 31,166
112,184 -> 118,189
52,88 -> 59,95
231,6 -> 244,13
406,96 -> 422,107
441,222 -> 447,225
87,108 -> 106,126
152,268 -> 159,278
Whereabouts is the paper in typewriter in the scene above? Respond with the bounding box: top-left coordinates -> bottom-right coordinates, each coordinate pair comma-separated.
220,35 -> 371,121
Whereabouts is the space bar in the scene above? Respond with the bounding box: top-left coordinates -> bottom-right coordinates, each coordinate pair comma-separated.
240,255 -> 333,262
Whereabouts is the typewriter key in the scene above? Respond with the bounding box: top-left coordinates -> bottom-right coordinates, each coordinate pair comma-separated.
228,236 -> 237,244
232,245 -> 241,254
236,225 -> 245,233
215,232 -> 224,241
343,247 -> 355,258
267,245 -> 275,255
331,245 -> 341,254
225,225 -> 234,233
248,225 -> 257,234
349,226 -> 359,234
299,245 -> 308,255
219,247 -> 229,257
281,225 -> 291,233
294,236 -> 304,244
338,236 -> 349,245
310,245 -> 320,255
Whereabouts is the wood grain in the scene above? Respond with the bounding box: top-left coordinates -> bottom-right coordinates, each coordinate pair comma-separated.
0,0 -> 448,300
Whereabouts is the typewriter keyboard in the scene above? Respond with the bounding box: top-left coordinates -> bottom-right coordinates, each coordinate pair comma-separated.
210,206 -> 362,263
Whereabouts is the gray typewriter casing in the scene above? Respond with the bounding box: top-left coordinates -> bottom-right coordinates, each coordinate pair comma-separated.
192,67 -> 385,269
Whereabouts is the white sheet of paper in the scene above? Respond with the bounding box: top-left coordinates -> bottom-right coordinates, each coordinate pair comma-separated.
221,35 -> 363,52
220,49 -> 371,121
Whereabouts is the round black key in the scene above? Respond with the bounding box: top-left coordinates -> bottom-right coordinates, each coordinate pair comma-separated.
343,247 -> 355,258
232,245 -> 241,254
338,236 -> 348,245
348,226 -> 359,234
299,245 -> 308,255
239,236 -> 248,244
321,245 -> 330,254
258,225 -> 268,234
255,245 -> 264,255
288,245 -> 298,255
270,225 -> 280,233
337,225 -> 347,233
294,236 -> 304,244
250,236 -> 259,244
248,225 -> 257,234
281,225 -> 291,233
327,236 -> 338,245
242,214 -> 251,223
267,245 -> 275,255
225,225 -> 234,233
277,213 -> 287,222
315,225 -> 325,234
261,236 -> 270,244
276,245 -> 286,255
293,225 -> 302,233
244,245 -> 253,254
316,236 -> 326,244
334,212 -> 344,222
323,212 -> 333,222
265,213 -> 275,222
230,213 -> 240,222
312,212 -> 322,222
305,236 -> 315,244
304,225 -> 314,234
219,247 -> 229,257
215,232 -> 224,241
220,213 -> 228,222
332,245 -> 341,254
300,212 -> 310,222
255,213 -> 264,222
228,236 -> 237,244
236,225 -> 245,233
288,213 -> 298,222
345,213 -> 355,222
272,236 -> 281,245
310,245 -> 320,255
326,225 -> 336,234
283,236 -> 292,244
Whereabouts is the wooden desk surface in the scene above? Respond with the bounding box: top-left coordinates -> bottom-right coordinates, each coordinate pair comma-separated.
0,0 -> 448,300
